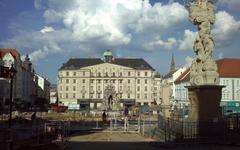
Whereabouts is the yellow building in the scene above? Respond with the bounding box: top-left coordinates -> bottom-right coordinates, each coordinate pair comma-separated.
58,50 -> 161,110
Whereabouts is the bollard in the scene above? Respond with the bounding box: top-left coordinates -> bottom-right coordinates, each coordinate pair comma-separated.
96,119 -> 99,129
138,117 -> 140,134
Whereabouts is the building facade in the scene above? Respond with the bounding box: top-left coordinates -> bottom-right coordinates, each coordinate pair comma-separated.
160,54 -> 186,117
0,49 -> 50,109
175,58 -> 240,115
58,50 -> 161,110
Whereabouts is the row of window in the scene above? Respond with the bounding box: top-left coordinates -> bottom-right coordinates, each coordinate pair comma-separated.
63,71 -> 150,77
60,84 -> 154,92
60,79 -> 150,84
59,85 -> 151,92
222,92 -> 240,100
222,79 -> 240,86
59,93 -> 150,99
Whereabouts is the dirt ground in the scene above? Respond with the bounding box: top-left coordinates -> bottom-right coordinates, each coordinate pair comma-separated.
66,131 -> 240,150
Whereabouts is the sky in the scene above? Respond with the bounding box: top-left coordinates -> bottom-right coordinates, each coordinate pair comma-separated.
0,0 -> 240,84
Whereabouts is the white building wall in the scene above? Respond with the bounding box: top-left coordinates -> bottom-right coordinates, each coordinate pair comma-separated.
58,63 -> 161,107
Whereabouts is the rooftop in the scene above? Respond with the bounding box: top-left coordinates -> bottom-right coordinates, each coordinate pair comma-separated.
175,58 -> 240,84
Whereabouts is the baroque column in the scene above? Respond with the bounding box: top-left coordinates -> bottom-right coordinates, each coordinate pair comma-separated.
186,0 -> 219,85
185,0 -> 225,138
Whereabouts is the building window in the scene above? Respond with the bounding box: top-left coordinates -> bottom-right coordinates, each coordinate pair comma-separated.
82,79 -> 85,83
105,80 -> 108,83
73,86 -> 76,91
98,72 -> 101,77
137,86 -> 140,91
82,86 -> 85,89
73,72 -> 76,76
137,72 -> 140,76
98,80 -> 101,83
83,71 -> 85,76
66,79 -> 69,84
98,86 -> 101,90
66,93 -> 68,98
137,79 -> 140,84
66,72 -> 69,76
145,79 -> 147,84
145,86 -> 147,91
73,79 -> 76,83
119,86 -> 122,90
226,80 -> 229,85
98,94 -> 101,99
127,94 -> 130,99
59,93 -> 62,98
137,93 -> 140,99
119,80 -> 122,84
145,72 -> 148,76
237,80 -> 240,86
112,72 -> 115,77
60,86 -> 62,91
237,92 -> 240,100
128,79 -> 130,84
119,93 -> 122,98
73,93 -> 76,98
128,72 -> 131,76
90,79 -> 94,83
112,80 -> 115,83
90,94 -> 93,99
120,72 -> 122,77
90,86 -> 93,90
66,86 -> 69,91
144,93 -> 147,99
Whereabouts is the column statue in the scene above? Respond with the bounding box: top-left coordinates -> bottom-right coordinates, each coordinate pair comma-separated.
186,0 -> 219,85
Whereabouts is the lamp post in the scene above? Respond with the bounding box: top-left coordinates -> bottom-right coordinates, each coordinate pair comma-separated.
8,64 -> 17,150
8,64 -> 17,128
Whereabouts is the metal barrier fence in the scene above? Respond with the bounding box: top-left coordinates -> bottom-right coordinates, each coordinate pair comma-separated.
157,114 -> 240,143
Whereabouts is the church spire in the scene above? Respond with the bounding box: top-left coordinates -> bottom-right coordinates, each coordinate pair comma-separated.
170,53 -> 176,72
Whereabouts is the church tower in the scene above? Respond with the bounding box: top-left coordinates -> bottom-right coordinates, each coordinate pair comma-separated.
23,54 -> 32,72
170,53 -> 176,72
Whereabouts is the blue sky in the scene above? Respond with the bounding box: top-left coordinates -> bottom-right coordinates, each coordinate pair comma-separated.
0,0 -> 240,83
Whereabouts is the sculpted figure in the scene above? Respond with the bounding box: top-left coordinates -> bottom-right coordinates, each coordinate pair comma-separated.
186,0 -> 219,85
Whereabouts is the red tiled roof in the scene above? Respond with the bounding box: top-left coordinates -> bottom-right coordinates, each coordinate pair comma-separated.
174,68 -> 190,84
216,58 -> 240,77
175,58 -> 240,84
0,49 -> 21,60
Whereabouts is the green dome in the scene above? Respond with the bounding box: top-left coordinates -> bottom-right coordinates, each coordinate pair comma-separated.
103,50 -> 112,56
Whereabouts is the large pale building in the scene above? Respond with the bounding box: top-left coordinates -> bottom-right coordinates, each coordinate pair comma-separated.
58,50 -> 161,110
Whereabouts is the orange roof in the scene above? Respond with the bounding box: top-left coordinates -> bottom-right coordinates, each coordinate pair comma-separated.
0,49 -> 21,60
216,58 -> 240,77
175,58 -> 240,84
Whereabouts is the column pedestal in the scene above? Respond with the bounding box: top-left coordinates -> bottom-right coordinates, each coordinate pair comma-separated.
186,85 -> 225,137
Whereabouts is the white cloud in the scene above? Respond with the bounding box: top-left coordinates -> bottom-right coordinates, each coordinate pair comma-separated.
179,11 -> 240,51
144,37 -> 177,50
184,56 -> 194,67
40,26 -> 55,34
179,29 -> 197,51
42,0 -> 187,48
1,0 -> 188,63
213,11 -> 240,48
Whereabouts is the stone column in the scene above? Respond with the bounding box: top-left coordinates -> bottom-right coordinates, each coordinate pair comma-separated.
185,0 -> 225,138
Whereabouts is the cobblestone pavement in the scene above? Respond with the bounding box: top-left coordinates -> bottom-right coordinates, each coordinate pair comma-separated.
66,131 -> 240,150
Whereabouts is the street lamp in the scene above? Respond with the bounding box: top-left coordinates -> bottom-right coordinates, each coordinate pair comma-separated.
8,64 -> 17,150
8,63 -> 17,128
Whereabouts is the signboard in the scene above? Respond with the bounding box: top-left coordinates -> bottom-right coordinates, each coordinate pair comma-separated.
68,104 -> 80,110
